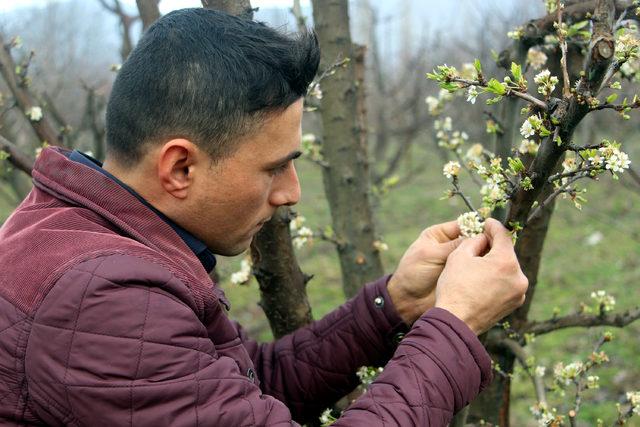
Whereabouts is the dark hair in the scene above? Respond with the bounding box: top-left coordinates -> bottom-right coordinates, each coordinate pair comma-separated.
105,8 -> 320,166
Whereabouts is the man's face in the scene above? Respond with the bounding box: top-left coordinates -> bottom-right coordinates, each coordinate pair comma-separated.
184,99 -> 303,256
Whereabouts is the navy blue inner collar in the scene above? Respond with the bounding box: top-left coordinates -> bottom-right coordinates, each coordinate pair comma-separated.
68,150 -> 216,273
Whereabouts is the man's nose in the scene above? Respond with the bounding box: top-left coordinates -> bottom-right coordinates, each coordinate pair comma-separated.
271,164 -> 301,207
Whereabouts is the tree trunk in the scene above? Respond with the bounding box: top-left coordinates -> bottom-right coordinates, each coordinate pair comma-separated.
250,207 -> 313,339
469,1 -> 616,424
136,0 -> 161,32
202,0 -> 254,19
311,0 -> 384,298
201,0 -> 313,337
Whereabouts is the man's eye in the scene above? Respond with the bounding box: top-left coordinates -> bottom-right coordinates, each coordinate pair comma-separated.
269,162 -> 290,176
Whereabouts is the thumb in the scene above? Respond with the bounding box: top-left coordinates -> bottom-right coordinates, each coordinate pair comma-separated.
455,234 -> 488,257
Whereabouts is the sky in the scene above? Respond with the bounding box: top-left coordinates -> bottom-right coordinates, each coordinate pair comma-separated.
0,0 -> 311,13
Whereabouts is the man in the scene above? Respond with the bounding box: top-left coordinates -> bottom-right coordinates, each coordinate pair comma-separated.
0,8 -> 527,426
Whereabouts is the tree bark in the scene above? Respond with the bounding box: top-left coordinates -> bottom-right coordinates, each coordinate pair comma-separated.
250,207 -> 313,339
311,0 -> 384,298
136,0 -> 160,32
202,0 -> 313,337
201,0 -> 254,19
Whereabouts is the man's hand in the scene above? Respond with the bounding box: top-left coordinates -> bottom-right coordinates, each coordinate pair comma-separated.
435,218 -> 529,335
387,221 -> 463,325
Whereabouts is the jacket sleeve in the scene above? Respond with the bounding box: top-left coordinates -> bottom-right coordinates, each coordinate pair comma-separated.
25,254 -> 297,427
241,276 -> 493,425
335,307 -> 493,426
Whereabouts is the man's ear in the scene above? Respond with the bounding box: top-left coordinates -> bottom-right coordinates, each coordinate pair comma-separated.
157,139 -> 198,199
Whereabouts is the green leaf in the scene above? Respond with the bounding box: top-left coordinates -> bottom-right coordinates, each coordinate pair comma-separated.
508,157 -> 525,174
510,62 -> 522,82
606,93 -> 618,104
426,72 -> 439,81
474,59 -> 482,74
439,82 -> 459,92
486,96 -> 504,105
539,126 -> 551,137
486,78 -> 506,95
555,135 -> 562,146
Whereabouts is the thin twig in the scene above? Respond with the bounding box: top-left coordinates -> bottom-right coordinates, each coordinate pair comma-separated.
452,178 -> 477,212
450,77 -> 549,110
557,0 -> 572,98
500,338 -> 547,406
547,166 -> 601,183
527,174 -> 583,224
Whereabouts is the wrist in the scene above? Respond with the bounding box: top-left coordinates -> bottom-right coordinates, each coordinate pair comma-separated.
387,276 -> 427,325
434,302 -> 483,335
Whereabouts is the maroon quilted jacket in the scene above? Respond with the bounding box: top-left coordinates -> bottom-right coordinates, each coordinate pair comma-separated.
0,147 -> 492,426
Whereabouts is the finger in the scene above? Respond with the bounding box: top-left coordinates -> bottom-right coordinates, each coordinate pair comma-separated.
424,220 -> 461,243
483,218 -> 513,252
455,234 -> 488,257
440,235 -> 464,255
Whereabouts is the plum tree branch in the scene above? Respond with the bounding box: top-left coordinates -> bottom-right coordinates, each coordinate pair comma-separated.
522,307 -> 640,335
0,135 -> 34,176
0,34 -> 61,145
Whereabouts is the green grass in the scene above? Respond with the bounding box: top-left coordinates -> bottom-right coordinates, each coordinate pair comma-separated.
2,143 -> 639,425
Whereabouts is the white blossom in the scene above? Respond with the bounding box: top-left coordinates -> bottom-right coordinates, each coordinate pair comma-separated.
534,366 -> 546,378
585,231 -> 604,246
590,289 -> 616,312
26,106 -> 43,122
518,139 -> 539,155
520,118 -> 535,138
481,182 -> 506,204
615,32 -> 640,60
292,226 -> 314,249
465,143 -> 484,164
586,375 -> 600,389
527,48 -> 548,70
457,212 -> 484,237
372,240 -> 389,252
319,408 -> 336,425
553,361 -> 584,386
466,85 -> 478,104
562,156 -> 577,174
533,69 -> 558,96
434,116 -> 452,132
230,258 -> 252,285
604,150 -> 631,173
534,69 -> 551,84
289,215 -> 306,232
309,83 -> 323,100
627,391 -> 640,415
425,96 -> 439,114
507,26 -> 524,40
443,161 -> 461,179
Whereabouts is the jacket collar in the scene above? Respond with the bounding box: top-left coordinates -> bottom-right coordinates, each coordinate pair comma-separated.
32,146 -> 229,309
68,150 -> 216,273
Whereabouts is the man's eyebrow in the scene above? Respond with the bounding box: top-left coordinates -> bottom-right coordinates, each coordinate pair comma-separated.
267,150 -> 302,168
